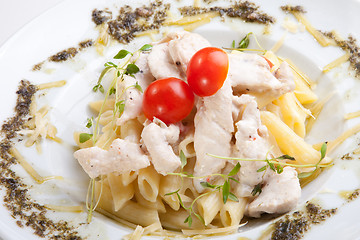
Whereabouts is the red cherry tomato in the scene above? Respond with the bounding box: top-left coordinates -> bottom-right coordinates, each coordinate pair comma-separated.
142,77 -> 195,124
262,56 -> 274,69
187,47 -> 229,97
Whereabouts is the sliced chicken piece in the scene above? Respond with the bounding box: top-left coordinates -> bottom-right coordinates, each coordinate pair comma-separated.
147,42 -> 184,80
246,167 -> 301,218
193,79 -> 234,192
131,51 -> 155,89
116,75 -> 143,126
227,53 -> 295,97
74,138 -> 150,179
274,61 -> 296,94
167,31 -> 211,74
232,94 -> 271,197
115,52 -> 154,126
141,118 -> 181,175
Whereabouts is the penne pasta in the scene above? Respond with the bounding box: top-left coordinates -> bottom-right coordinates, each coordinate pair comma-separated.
260,111 -> 331,165
137,166 -> 161,203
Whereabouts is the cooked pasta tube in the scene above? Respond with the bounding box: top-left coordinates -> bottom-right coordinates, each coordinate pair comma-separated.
134,188 -> 166,214
219,197 -> 247,227
89,98 -> 116,113
159,175 -> 181,211
107,173 -> 134,211
120,119 -> 143,142
260,111 -> 331,165
178,133 -> 196,158
96,179 -> 160,226
137,165 -> 160,202
121,171 -> 138,186
197,191 -> 222,226
159,208 -> 205,230
273,92 -> 307,138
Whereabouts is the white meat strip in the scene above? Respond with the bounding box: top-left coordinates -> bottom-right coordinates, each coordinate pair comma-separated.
116,52 -> 154,126
167,31 -> 211,74
147,42 -> 184,80
73,139 -> 150,179
116,75 -> 143,126
131,51 -> 155,89
274,61 -> 296,93
193,78 -> 234,192
141,119 -> 181,175
232,94 -> 270,197
228,53 -> 294,96
247,167 -> 301,218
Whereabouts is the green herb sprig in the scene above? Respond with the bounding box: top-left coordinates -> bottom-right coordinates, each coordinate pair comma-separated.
165,153 -> 241,227
297,142 -> 328,179
82,43 -> 153,223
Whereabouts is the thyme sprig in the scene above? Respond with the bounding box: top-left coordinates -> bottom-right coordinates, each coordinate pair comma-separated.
93,44 -> 152,93
166,152 -> 241,227
82,44 -> 152,222
225,32 -> 266,53
297,142 -> 328,179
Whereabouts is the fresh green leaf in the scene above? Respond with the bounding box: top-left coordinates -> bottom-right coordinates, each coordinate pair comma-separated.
86,118 -> 93,128
99,85 -> 104,93
298,171 -> 314,179
114,49 -> 131,59
175,192 -> 186,209
231,40 -> 235,48
251,183 -> 262,196
184,215 -> 192,227
267,160 -> 276,172
109,87 -> 116,95
238,32 -> 252,49
200,181 -> 217,189
79,133 -> 93,143
140,44 -> 153,51
228,162 -> 241,176
277,154 -> 295,161
276,164 -> 284,174
125,63 -> 140,75
320,142 -> 327,161
116,100 -> 125,115
98,66 -> 113,84
104,62 -> 118,68
117,71 -> 121,77
257,165 -> 267,172
222,181 -> 230,204
134,81 -> 143,93
180,150 -> 187,169
229,177 -> 240,184
228,192 -> 239,202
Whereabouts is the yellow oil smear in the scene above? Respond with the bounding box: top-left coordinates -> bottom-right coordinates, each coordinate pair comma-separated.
9,147 -> 63,184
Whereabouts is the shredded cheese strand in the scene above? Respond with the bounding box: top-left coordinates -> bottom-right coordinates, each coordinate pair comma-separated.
323,53 -> 351,73
313,123 -> 360,152
9,147 -> 63,184
344,111 -> 360,120
292,12 -> 331,47
37,80 -> 67,90
182,222 -> 246,236
45,204 -> 83,213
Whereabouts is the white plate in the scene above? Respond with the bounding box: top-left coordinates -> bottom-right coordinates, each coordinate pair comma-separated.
0,0 -> 360,239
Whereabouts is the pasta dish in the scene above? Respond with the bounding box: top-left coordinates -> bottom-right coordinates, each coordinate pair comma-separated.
72,30 -> 332,236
